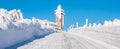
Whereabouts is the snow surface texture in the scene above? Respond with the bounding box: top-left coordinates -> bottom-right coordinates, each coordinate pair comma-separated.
18,19 -> 120,49
0,9 -> 54,49
18,29 -> 119,49
68,24 -> 120,48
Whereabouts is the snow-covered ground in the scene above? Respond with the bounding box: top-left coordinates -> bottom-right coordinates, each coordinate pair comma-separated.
68,26 -> 120,48
18,19 -> 120,49
18,26 -> 120,49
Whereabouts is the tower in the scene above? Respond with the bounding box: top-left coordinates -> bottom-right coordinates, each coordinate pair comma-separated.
55,5 -> 64,30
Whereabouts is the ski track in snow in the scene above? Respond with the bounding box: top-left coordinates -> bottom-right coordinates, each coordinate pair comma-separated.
18,32 -> 119,49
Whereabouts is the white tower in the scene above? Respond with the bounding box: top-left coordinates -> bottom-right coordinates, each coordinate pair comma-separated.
55,5 -> 64,30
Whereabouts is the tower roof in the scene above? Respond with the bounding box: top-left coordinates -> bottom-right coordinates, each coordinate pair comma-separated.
55,4 -> 64,14
56,4 -> 63,10
57,4 -> 62,10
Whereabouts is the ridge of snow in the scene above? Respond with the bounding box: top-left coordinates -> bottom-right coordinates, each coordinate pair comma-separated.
103,19 -> 120,27
0,8 -> 55,49
68,25 -> 120,48
0,9 -> 23,23
82,18 -> 120,28
0,8 -> 56,30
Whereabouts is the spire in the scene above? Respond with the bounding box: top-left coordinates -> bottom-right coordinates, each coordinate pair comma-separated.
57,4 -> 61,9
55,4 -> 64,15
57,4 -> 63,10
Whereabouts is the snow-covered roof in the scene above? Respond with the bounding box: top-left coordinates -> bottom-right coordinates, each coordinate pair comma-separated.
57,4 -> 62,10
55,4 -> 64,13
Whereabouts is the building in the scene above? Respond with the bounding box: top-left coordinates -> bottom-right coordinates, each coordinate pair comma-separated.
55,5 -> 64,30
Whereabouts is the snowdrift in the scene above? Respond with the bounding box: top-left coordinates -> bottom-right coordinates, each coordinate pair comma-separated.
68,19 -> 120,48
0,9 -> 54,49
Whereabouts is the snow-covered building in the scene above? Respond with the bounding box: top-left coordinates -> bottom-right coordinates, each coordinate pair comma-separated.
55,5 -> 64,30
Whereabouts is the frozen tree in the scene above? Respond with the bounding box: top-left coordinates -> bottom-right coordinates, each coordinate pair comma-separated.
83,18 -> 89,27
68,23 -> 74,30
97,23 -> 102,27
76,22 -> 78,28
93,23 -> 97,27
89,23 -> 92,27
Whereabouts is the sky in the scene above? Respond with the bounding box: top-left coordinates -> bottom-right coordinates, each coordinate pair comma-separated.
0,0 -> 120,30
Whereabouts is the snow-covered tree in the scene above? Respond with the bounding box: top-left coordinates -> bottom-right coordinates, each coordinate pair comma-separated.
83,18 -> 89,27
93,23 -> 97,27
68,23 -> 74,30
89,23 -> 92,27
76,22 -> 78,28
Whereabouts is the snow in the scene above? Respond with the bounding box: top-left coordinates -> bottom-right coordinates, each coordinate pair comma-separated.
68,26 -> 120,49
67,19 -> 120,48
57,5 -> 62,10
83,18 -> 89,27
82,18 -> 120,28
18,25 -> 120,49
0,9 -> 55,49
76,22 -> 78,28
0,8 -> 120,49
103,19 -> 120,27
18,18 -> 120,49
55,4 -> 64,19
